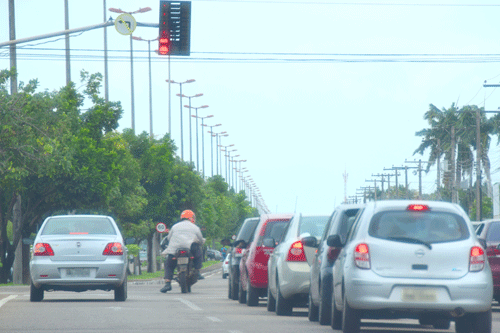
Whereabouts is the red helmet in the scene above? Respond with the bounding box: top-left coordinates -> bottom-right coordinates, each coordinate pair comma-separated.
180,210 -> 196,223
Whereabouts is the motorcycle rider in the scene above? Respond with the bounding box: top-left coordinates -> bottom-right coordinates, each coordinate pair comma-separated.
160,210 -> 205,293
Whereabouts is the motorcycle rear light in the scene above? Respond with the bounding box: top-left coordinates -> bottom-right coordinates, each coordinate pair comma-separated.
33,243 -> 54,256
286,240 -> 306,262
470,246 -> 485,272
407,204 -> 430,212
103,242 -> 124,255
179,250 -> 188,255
235,248 -> 243,254
354,243 -> 370,269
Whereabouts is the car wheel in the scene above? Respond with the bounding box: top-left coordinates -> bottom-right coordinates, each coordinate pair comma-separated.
30,281 -> 44,302
246,279 -> 259,306
341,296 -> 360,333
275,278 -> 293,316
114,279 -> 127,301
238,277 -> 247,304
455,315 -> 473,333
267,285 -> 276,312
318,279 -> 332,325
223,272 -> 228,279
472,309 -> 492,333
331,287 -> 342,330
308,287 -> 319,321
432,318 -> 450,330
230,274 -> 239,301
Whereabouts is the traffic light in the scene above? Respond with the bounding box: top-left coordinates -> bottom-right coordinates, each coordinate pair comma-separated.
159,1 -> 191,56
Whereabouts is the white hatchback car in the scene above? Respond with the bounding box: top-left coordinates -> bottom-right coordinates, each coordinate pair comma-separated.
222,253 -> 231,279
29,215 -> 128,302
331,200 -> 493,333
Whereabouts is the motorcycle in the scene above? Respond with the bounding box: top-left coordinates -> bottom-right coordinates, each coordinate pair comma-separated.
174,248 -> 198,293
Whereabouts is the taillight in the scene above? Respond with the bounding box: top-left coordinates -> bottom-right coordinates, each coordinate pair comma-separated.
354,243 -> 370,269
407,204 -> 430,212
235,248 -> 243,254
470,246 -> 485,272
286,240 -> 306,262
103,242 -> 124,255
33,243 -> 54,256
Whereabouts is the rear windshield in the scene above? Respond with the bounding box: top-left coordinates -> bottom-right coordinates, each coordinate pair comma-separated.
299,216 -> 329,238
261,220 -> 290,244
368,211 -> 469,243
41,217 -> 117,235
236,219 -> 259,243
486,222 -> 500,242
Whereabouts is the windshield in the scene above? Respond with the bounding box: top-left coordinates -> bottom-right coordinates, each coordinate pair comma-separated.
299,216 -> 329,238
368,211 -> 469,244
41,217 -> 117,235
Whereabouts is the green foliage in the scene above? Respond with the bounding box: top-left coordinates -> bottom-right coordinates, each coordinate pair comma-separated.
126,244 -> 140,257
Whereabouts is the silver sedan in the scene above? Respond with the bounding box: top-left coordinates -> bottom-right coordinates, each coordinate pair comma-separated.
266,213 -> 329,315
29,215 -> 128,302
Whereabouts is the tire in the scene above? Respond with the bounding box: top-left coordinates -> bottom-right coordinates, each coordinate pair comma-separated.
472,309 -> 492,333
230,275 -> 239,301
223,272 -> 228,279
228,276 -> 233,299
275,280 -> 293,316
331,288 -> 342,330
30,281 -> 44,302
432,318 -> 450,330
308,288 -> 319,321
238,278 -> 247,304
267,285 -> 276,312
341,296 -> 360,333
114,279 -> 127,301
455,315 -> 473,333
318,280 -> 332,325
179,270 -> 188,294
246,280 -> 259,306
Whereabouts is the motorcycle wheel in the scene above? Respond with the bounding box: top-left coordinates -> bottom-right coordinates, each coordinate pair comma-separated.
179,271 -> 188,293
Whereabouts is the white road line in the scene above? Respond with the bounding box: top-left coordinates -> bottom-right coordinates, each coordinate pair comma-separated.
228,331 -> 243,333
176,297 -> 203,311
0,295 -> 18,308
206,316 -> 221,322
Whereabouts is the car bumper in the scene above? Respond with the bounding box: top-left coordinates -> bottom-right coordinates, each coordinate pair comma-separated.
345,268 -> 493,313
248,262 -> 268,289
30,258 -> 127,289
279,262 -> 310,299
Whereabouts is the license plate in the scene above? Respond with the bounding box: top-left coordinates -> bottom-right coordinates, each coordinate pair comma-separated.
66,268 -> 90,277
177,257 -> 189,265
402,288 -> 437,302
234,253 -> 243,257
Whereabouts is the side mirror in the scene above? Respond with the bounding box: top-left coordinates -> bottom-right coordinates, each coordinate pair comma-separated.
301,236 -> 318,248
326,234 -> 343,248
232,239 -> 245,248
262,238 -> 276,248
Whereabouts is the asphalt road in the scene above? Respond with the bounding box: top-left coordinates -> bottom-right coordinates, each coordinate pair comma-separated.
1,268 -> 499,333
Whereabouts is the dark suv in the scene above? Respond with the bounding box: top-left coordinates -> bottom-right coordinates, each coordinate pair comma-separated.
227,217 -> 260,300
303,203 -> 364,325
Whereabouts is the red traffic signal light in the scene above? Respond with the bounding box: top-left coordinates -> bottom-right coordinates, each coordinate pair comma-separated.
159,32 -> 170,55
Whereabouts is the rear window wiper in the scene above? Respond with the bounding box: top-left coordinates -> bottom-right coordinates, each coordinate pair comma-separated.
387,237 -> 432,250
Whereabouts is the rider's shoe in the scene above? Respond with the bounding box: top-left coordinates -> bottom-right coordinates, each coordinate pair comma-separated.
160,281 -> 172,293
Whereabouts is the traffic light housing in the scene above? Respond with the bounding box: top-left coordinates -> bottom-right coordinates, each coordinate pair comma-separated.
159,1 -> 191,56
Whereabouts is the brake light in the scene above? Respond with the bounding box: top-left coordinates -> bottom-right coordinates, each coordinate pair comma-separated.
407,204 -> 430,212
354,243 -> 370,269
103,242 -> 124,255
235,248 -> 243,254
33,243 -> 54,256
470,246 -> 485,272
286,240 -> 306,262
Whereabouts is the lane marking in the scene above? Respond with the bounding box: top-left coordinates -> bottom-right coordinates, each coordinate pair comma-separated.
176,297 -> 202,311
207,316 -> 221,322
0,295 -> 18,308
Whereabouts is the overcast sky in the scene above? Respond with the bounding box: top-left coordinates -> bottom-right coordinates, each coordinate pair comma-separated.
2,0 -> 500,215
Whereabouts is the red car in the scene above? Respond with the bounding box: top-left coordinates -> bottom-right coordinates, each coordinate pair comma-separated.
238,213 -> 294,306
476,219 -> 500,303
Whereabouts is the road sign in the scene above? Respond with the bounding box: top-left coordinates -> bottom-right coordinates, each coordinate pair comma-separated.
115,13 -> 137,35
156,222 -> 167,233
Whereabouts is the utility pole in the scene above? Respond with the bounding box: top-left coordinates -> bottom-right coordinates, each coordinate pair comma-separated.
405,159 -> 428,199
64,0 -> 71,85
384,167 -> 402,199
371,173 -> 392,199
365,180 -> 378,200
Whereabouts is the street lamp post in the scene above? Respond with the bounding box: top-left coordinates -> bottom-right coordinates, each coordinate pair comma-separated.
203,123 -> 221,177
181,93 -> 203,164
218,133 -> 229,175
193,114 -> 214,179
219,144 -> 234,181
188,105 -> 209,172
209,130 -> 226,175
132,35 -> 158,138
166,79 -> 195,159
108,7 -> 152,134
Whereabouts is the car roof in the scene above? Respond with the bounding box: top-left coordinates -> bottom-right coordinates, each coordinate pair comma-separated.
260,213 -> 294,221
366,200 -> 466,214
